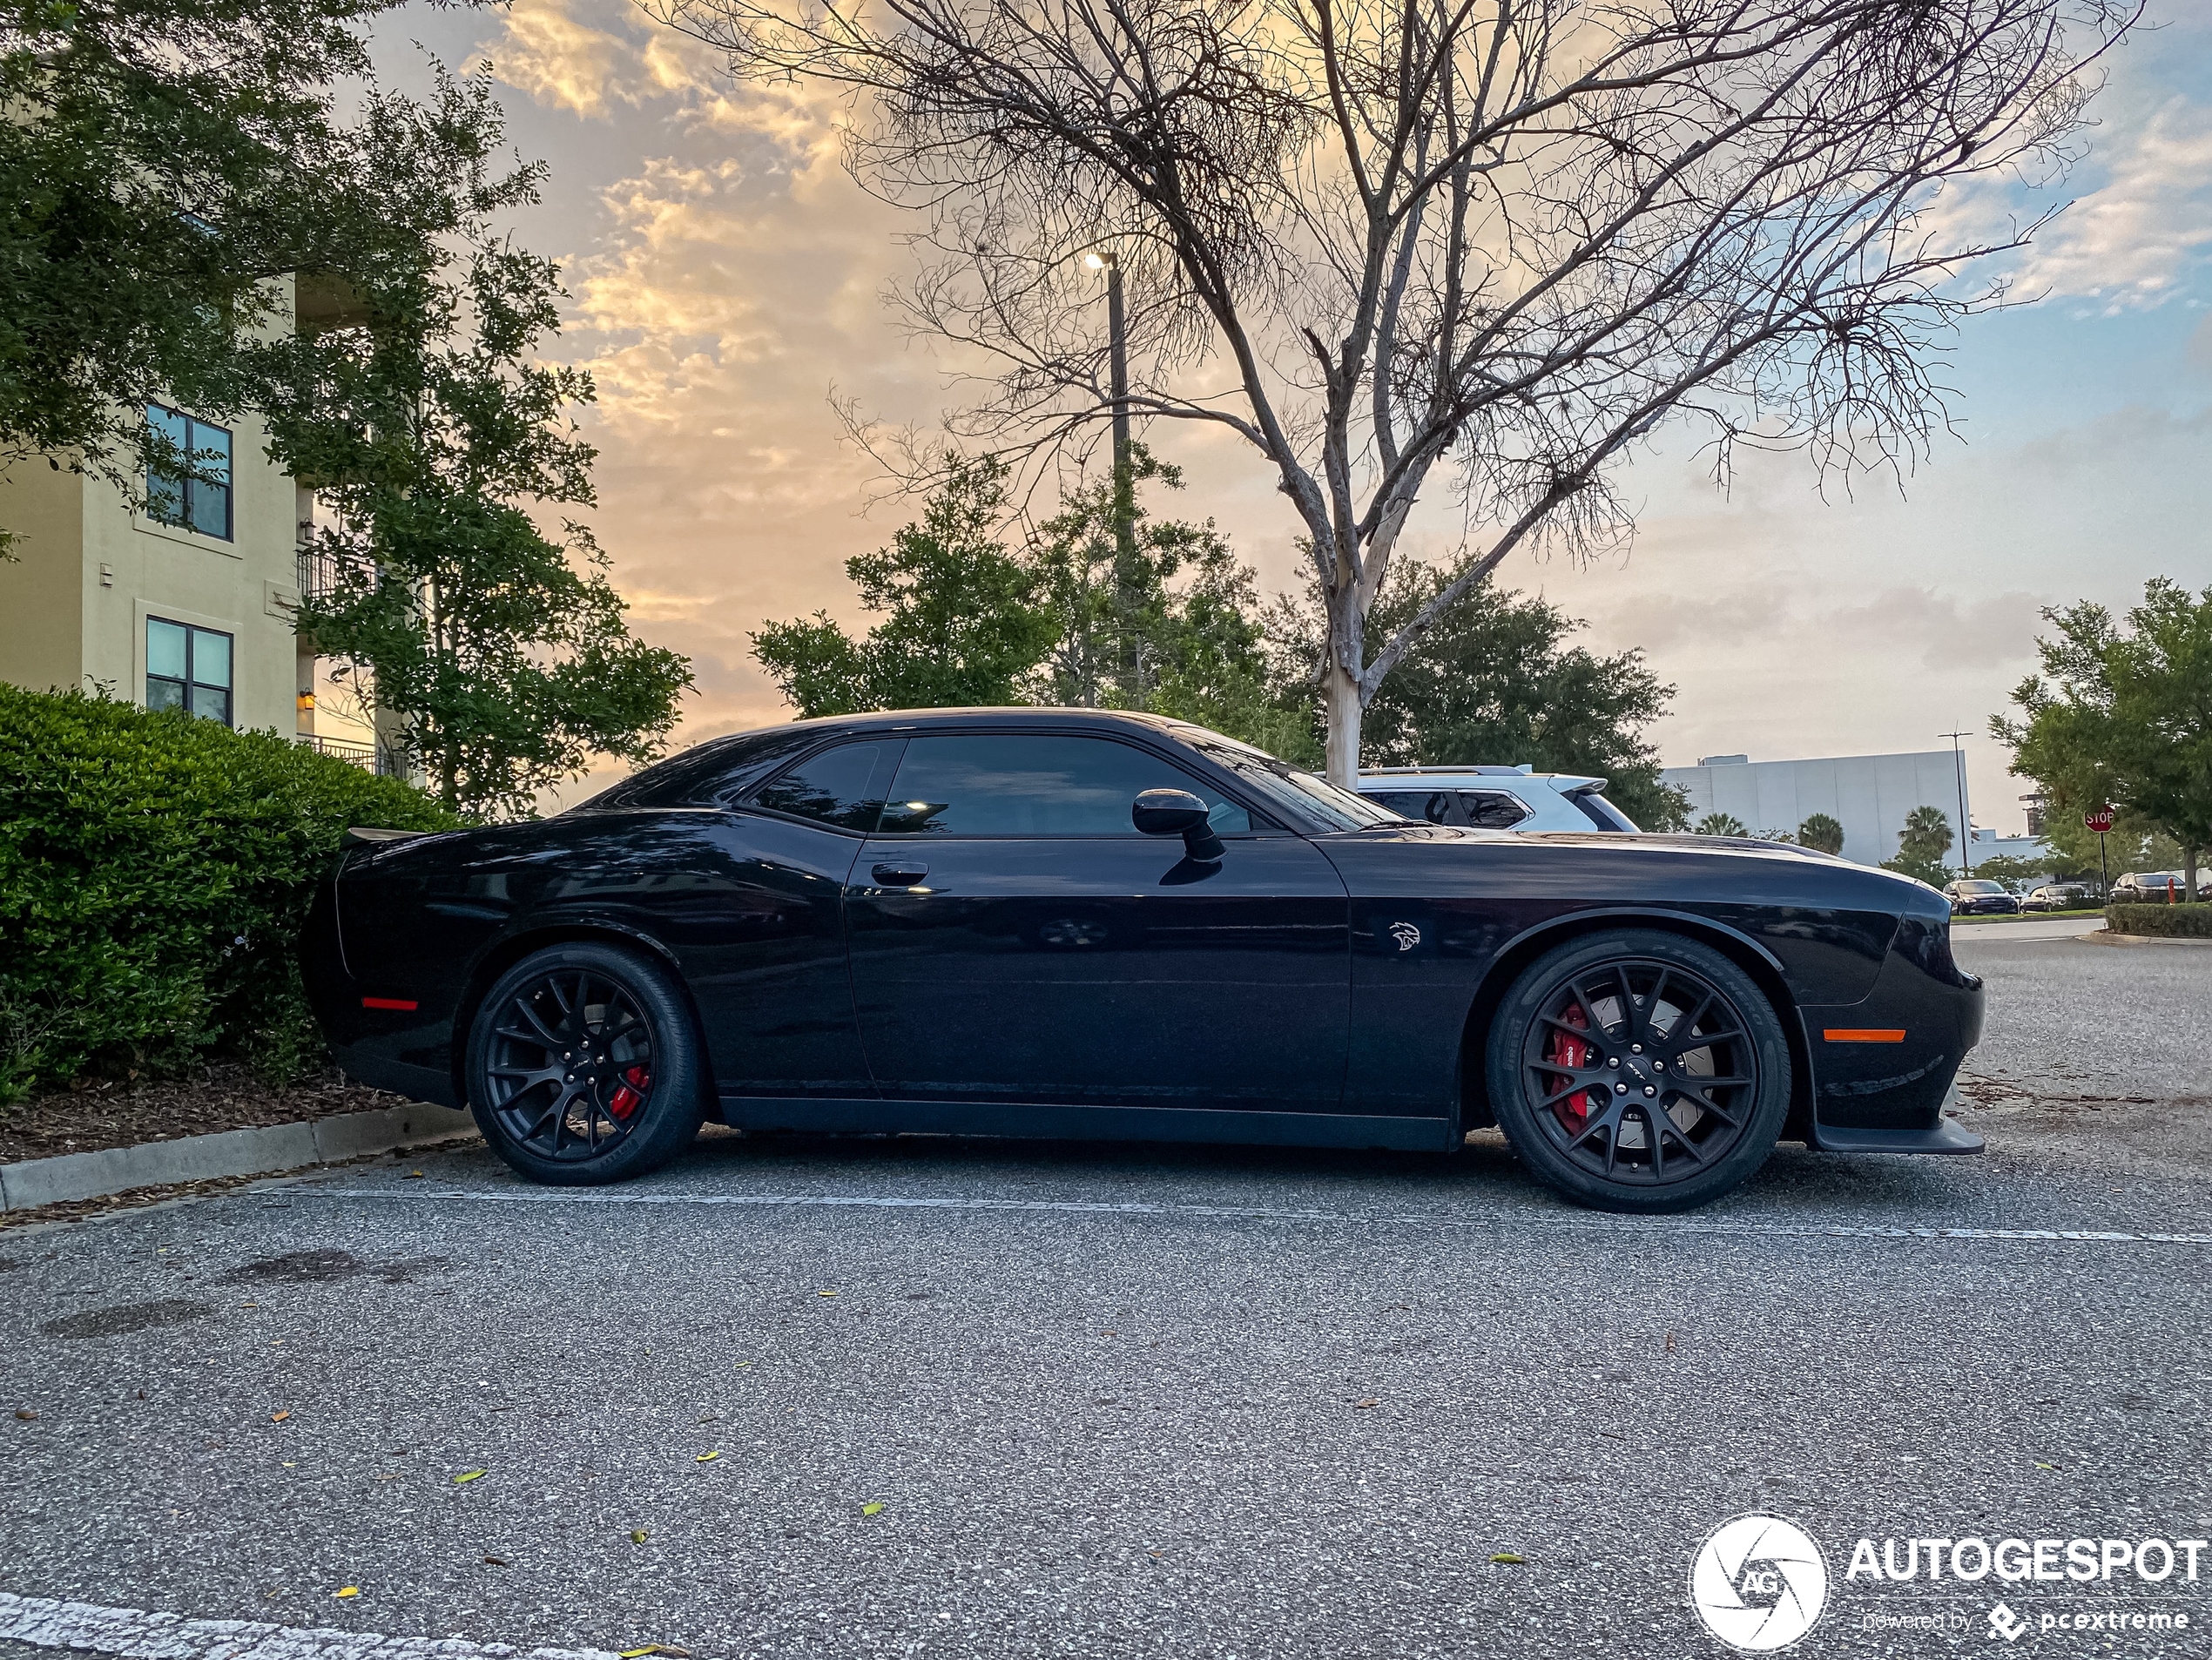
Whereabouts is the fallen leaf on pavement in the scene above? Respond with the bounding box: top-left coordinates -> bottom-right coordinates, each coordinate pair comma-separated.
13,1410 -> 35,1421
696,1451 -> 720,1463
454,1469 -> 486,1484
270,1411 -> 290,1422
482,1555 -> 507,1566
1490,1553 -> 1527,1565
631,1529 -> 650,1544
405,1171 -> 425,1180
817,1290 -> 839,1298
1354,1399 -> 1379,1409
334,1587 -> 360,1599
2034,1461 -> 2057,1471
862,1502 -> 886,1516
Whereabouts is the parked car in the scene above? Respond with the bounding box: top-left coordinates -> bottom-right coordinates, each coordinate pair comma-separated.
1941,878 -> 2021,915
2110,871 -> 2205,903
1355,765 -> 1640,833
2020,882 -> 2092,912
311,709 -> 1986,1215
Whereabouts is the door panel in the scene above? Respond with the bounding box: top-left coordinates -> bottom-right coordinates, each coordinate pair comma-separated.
663,814 -> 872,1097
845,835 -> 1351,1110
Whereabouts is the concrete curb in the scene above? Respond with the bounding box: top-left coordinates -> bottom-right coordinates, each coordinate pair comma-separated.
2081,929 -> 2212,948
0,1099 -> 479,1211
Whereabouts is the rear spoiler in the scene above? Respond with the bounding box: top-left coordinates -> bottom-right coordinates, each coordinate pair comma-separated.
343,827 -> 428,847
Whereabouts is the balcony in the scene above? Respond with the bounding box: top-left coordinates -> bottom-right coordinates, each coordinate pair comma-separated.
293,732 -> 380,773
295,545 -> 369,605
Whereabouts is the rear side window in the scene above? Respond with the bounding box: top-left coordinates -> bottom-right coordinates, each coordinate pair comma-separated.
1459,790 -> 1531,829
1567,789 -> 1639,832
1371,790 -> 1459,825
752,740 -> 902,831
874,733 -> 1251,837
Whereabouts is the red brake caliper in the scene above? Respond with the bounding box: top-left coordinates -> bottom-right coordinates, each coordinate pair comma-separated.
608,1065 -> 651,1120
1545,1004 -> 1594,1133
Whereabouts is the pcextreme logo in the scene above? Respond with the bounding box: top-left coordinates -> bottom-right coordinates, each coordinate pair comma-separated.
1689,1513 -> 1832,1652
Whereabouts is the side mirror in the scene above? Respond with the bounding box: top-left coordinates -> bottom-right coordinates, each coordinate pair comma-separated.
1132,788 -> 1225,862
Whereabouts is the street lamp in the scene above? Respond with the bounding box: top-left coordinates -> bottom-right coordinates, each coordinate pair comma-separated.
1085,247 -> 1139,690
1941,727 -> 1972,880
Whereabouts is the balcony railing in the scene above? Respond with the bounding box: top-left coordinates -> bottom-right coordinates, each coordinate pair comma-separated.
296,546 -> 361,605
293,732 -> 379,773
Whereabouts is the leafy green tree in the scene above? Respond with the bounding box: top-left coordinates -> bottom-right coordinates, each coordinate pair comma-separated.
1027,451 -> 1318,763
1693,812 -> 1750,838
262,123 -> 691,820
752,456 -> 1055,717
0,2 -> 498,542
1882,805 -> 1956,887
1968,853 -> 2054,884
1797,813 -> 1846,855
1994,578 -> 2212,899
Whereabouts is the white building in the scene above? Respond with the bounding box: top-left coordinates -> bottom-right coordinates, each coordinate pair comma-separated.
1660,749 -> 2047,869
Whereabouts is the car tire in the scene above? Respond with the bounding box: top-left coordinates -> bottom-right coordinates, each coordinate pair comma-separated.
466,942 -> 707,1186
1485,929 -> 1791,1214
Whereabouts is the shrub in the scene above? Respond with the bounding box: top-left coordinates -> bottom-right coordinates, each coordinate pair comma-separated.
2106,903 -> 2212,940
0,685 -> 456,1101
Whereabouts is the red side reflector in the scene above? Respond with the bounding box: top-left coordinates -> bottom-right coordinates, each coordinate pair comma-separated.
361,996 -> 418,1011
1823,1028 -> 1905,1043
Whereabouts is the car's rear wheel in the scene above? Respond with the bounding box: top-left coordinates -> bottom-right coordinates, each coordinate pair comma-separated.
1485,930 -> 1791,1213
466,942 -> 705,1185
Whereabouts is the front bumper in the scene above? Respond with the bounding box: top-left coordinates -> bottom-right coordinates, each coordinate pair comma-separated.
1799,916 -> 1985,1150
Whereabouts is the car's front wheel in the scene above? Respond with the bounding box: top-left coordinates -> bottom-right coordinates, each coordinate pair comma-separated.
1485,930 -> 1791,1213
466,942 -> 706,1185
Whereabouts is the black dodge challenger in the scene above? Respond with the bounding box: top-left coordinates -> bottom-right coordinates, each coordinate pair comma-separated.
307,708 -> 1985,1212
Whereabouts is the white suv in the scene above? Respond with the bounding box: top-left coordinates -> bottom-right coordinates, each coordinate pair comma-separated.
1355,765 -> 1641,833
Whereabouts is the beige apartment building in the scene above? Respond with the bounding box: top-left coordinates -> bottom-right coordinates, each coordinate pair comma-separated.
0,275 -> 379,767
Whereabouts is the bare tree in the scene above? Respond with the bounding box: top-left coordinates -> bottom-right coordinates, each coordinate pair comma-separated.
652,0 -> 2137,781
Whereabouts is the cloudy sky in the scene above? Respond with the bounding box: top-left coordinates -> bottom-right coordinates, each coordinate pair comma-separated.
365,2 -> 2212,831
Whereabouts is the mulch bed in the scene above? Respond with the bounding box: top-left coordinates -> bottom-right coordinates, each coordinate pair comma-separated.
0,1064 -> 408,1165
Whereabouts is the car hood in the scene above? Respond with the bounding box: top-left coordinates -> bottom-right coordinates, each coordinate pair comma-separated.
1333,823 -> 1943,912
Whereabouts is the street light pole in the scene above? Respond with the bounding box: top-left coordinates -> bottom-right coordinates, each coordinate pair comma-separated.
1088,248 -> 1138,685
1941,728 -> 1972,879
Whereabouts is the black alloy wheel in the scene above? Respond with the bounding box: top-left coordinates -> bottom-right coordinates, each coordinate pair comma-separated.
467,942 -> 705,1185
1486,930 -> 1791,1212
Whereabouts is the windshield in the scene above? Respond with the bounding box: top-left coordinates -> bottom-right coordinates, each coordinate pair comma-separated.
1957,881 -> 2006,894
1177,730 -> 1401,831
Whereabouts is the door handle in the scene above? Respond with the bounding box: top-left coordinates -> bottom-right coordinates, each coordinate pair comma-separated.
871,861 -> 929,887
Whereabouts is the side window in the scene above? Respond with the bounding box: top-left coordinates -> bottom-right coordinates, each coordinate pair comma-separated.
1371,790 -> 1459,825
1567,790 -> 1639,832
1460,790 -> 1532,829
145,617 -> 233,725
145,405 -> 233,540
874,734 -> 1252,837
749,741 -> 901,831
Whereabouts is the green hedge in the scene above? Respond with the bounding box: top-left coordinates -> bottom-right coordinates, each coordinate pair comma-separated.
0,685 -> 456,1101
2106,903 -> 2212,939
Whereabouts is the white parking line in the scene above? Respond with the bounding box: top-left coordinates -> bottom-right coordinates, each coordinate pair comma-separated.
0,1592 -> 619,1660
311,1187 -> 2212,1246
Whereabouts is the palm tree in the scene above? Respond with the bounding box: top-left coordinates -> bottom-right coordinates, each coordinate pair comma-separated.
1797,813 -> 1846,855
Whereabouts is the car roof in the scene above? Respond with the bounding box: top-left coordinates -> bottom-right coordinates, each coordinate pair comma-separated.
1357,768 -> 1604,791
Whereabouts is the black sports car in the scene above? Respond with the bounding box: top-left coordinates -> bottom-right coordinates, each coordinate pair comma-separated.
307,709 -> 1985,1212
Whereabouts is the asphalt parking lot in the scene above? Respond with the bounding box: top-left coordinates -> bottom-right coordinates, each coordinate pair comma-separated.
3,928 -> 2208,1659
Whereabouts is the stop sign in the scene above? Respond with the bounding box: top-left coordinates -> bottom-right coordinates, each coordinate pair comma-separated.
2084,806 -> 2115,834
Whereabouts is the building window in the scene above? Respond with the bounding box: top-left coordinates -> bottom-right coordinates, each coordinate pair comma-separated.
145,405 -> 233,540
146,617 -> 233,725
